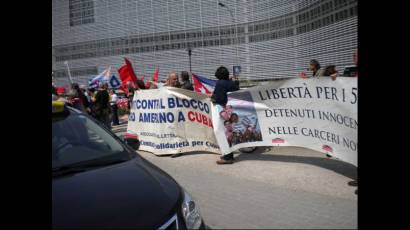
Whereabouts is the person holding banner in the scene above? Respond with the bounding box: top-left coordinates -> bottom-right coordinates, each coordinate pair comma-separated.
211,66 -> 240,165
136,79 -> 147,90
127,81 -> 136,111
165,71 -> 181,88
309,59 -> 324,77
323,65 -> 338,81
180,71 -> 194,91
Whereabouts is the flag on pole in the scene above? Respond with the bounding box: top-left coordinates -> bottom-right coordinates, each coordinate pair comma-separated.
64,61 -> 74,84
192,73 -> 216,96
89,67 -> 111,88
118,58 -> 138,94
118,58 -> 138,82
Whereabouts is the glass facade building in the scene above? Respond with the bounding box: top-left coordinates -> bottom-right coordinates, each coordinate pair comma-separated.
52,0 -> 357,86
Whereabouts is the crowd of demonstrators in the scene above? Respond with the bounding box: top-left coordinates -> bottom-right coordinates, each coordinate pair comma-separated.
307,50 -> 358,80
162,70 -> 194,90
211,66 -> 240,165
52,75 -> 162,129
58,78 -> 149,131
53,58 -> 358,171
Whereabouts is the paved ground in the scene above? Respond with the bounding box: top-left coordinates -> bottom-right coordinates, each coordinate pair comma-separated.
112,123 -> 357,229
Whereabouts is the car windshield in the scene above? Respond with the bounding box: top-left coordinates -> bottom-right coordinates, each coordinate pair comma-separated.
52,110 -> 130,170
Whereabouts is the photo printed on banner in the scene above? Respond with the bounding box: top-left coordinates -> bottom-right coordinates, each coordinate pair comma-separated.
220,91 -> 263,147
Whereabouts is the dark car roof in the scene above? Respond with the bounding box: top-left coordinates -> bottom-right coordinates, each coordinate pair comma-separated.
52,156 -> 182,229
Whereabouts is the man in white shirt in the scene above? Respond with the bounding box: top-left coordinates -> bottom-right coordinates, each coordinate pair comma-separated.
109,89 -> 120,126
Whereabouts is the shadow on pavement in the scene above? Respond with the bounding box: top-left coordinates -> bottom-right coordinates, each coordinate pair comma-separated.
149,151 -> 219,158
234,147 -> 357,180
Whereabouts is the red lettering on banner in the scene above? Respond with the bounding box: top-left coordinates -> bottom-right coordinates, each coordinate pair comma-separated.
187,111 -> 212,128
202,114 -> 208,126
188,111 -> 195,121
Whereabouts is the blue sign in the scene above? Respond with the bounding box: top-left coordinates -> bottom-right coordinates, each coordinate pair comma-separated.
233,66 -> 241,76
109,75 -> 121,88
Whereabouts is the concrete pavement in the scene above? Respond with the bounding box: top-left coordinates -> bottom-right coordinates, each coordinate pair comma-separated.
112,124 -> 357,229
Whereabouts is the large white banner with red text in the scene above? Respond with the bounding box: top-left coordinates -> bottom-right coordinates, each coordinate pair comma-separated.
212,77 -> 357,166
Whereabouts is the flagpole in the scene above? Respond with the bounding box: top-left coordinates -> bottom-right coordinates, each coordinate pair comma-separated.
64,61 -> 73,84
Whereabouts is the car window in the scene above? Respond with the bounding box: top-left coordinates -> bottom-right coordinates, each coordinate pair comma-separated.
52,112 -> 125,169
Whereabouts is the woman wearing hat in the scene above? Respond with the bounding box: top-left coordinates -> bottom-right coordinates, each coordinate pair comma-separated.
309,59 -> 325,77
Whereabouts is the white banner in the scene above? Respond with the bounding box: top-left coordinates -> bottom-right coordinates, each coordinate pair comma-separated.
212,77 -> 357,166
127,87 -> 220,155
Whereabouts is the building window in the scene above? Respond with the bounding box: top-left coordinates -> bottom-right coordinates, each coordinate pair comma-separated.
69,0 -> 94,27
286,29 -> 293,36
248,25 -> 254,33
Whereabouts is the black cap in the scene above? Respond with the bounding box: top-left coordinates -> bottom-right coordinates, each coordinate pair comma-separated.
310,59 -> 319,65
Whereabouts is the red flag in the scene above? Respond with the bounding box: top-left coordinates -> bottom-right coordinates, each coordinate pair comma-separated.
153,68 -> 159,83
118,58 -> 138,95
125,58 -> 138,82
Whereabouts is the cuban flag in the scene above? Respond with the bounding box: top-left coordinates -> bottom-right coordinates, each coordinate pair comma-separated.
192,73 -> 216,96
89,67 -> 111,88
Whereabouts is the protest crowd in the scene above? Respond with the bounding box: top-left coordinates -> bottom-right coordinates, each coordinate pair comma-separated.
52,51 -> 358,165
